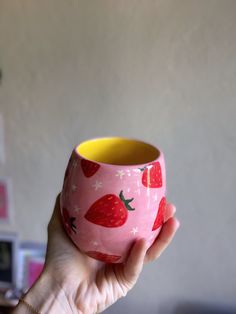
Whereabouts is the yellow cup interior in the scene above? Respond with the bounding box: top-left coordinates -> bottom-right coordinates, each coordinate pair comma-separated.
76,137 -> 160,165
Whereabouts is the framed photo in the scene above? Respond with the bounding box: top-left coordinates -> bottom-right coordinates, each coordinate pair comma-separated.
0,177 -> 13,223
17,242 -> 46,290
25,256 -> 44,289
0,113 -> 5,164
0,232 -> 18,289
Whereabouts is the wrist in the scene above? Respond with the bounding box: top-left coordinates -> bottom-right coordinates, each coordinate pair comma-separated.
14,269 -> 77,314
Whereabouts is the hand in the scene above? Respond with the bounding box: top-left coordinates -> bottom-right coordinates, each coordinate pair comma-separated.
15,195 -> 179,314
46,194 -> 179,313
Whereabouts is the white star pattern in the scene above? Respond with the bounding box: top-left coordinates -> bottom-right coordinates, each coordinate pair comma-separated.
131,227 -> 138,235
71,184 -> 77,192
127,187 -> 131,192
73,206 -> 81,213
135,189 -> 141,195
116,170 -> 125,179
153,194 -> 158,202
126,170 -> 131,177
72,160 -> 78,168
91,240 -> 99,246
92,180 -> 103,191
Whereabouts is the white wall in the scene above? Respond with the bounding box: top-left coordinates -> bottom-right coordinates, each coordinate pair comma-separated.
0,1 -> 236,313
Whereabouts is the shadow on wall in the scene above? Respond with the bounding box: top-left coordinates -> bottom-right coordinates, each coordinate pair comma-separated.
174,302 -> 236,314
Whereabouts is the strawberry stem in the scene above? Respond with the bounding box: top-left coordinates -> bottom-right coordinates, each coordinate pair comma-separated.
70,217 -> 77,234
119,190 -> 135,211
139,166 -> 147,172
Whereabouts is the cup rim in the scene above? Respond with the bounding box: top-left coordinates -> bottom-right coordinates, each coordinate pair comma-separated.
74,136 -> 163,168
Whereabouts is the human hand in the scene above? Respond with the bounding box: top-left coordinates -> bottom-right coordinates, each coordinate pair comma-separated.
15,194 -> 179,314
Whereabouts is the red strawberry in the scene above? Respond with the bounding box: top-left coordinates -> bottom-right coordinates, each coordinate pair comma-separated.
81,159 -> 100,177
152,197 -> 166,231
86,251 -> 121,263
62,207 -> 77,234
85,191 -> 135,227
141,162 -> 162,188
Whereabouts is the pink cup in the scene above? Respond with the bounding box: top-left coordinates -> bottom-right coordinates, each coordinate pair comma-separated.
60,137 -> 166,263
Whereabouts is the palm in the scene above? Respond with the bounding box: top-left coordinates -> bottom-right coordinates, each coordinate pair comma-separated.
45,195 -> 179,313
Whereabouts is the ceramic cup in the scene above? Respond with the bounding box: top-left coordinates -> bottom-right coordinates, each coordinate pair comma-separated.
60,137 -> 166,263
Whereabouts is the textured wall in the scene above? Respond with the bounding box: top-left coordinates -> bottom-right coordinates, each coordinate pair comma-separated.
0,1 -> 236,313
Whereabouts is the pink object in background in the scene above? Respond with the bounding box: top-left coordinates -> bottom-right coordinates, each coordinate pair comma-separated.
61,137 -> 166,263
0,179 -> 9,221
28,259 -> 44,288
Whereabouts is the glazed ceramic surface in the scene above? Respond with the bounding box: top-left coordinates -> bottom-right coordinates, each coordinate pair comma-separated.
60,137 -> 166,263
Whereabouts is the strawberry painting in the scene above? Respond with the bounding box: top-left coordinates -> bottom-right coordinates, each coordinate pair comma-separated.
81,159 -> 100,177
152,197 -> 166,230
141,161 -> 162,188
62,207 -> 77,234
86,251 -> 121,263
85,190 -> 135,227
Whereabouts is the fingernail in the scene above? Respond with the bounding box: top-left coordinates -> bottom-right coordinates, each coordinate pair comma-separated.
166,203 -> 176,214
176,219 -> 180,229
173,205 -> 177,214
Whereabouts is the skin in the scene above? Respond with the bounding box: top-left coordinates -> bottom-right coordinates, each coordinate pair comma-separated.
13,195 -> 179,314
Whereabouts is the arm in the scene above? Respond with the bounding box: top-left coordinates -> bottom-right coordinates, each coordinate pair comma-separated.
13,271 -> 75,314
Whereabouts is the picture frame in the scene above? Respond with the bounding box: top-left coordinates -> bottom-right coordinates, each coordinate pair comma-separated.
17,242 -> 46,290
0,177 -> 13,224
0,113 -> 5,164
25,256 -> 44,289
0,232 -> 18,289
